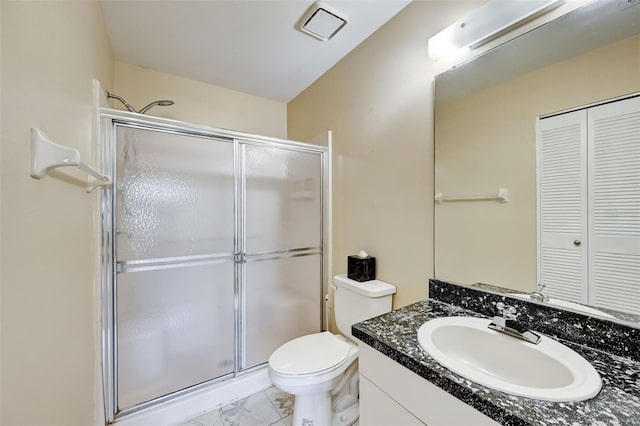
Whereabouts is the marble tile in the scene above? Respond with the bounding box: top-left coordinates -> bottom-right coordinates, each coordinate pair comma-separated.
220,390 -> 282,426
265,386 -> 294,418
267,416 -> 291,426
179,409 -> 224,426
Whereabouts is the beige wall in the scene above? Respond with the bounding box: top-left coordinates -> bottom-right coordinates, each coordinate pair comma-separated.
0,1 -> 114,425
114,61 -> 287,139
435,34 -> 640,292
288,1 -> 482,311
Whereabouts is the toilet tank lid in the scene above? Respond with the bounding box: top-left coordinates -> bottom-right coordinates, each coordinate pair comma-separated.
333,274 -> 396,297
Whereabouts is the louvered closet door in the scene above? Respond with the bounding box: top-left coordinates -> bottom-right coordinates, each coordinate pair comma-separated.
538,111 -> 588,303
588,96 -> 640,315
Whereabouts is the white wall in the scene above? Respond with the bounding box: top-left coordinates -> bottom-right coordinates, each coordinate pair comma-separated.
0,1 -> 114,424
287,1 -> 484,310
114,61 -> 287,139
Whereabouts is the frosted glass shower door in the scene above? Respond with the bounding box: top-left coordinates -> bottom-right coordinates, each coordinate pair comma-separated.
115,126 -> 236,410
241,144 -> 323,369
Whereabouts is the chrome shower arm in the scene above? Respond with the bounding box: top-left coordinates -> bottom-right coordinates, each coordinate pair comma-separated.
106,91 -> 174,114
106,91 -> 137,113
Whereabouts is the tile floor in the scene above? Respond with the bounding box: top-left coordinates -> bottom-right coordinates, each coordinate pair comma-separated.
179,386 -> 294,426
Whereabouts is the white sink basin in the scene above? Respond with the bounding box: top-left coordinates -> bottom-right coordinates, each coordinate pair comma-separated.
417,317 -> 602,402
507,293 -> 616,319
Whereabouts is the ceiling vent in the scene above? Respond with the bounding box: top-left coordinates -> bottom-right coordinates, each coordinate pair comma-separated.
299,1 -> 348,41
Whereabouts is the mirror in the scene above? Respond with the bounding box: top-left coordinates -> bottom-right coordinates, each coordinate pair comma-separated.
434,0 -> 640,326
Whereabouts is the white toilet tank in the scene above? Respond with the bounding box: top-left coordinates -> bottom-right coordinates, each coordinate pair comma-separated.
332,274 -> 396,341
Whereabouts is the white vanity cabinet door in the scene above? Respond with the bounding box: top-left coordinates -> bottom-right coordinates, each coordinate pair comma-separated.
360,376 -> 424,426
358,343 -> 501,426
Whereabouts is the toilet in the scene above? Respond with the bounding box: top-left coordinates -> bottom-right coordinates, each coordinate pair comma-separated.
268,274 -> 396,426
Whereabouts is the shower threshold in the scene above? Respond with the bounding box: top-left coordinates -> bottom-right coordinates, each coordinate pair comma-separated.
114,367 -> 271,426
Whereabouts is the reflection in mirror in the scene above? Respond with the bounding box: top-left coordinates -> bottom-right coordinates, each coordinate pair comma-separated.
471,281 -> 640,326
434,0 -> 640,326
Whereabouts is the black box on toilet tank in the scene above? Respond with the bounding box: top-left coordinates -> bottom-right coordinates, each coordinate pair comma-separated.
347,255 -> 376,282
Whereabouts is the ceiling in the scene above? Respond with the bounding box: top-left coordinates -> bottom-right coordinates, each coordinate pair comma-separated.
100,0 -> 412,103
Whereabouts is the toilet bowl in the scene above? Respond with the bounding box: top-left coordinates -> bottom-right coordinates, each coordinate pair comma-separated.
268,275 -> 396,426
270,332 -> 359,426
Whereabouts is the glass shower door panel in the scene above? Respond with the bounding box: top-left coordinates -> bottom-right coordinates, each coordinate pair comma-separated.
244,254 -> 322,369
116,126 -> 235,260
243,145 -> 322,252
114,125 -> 237,410
117,262 -> 235,410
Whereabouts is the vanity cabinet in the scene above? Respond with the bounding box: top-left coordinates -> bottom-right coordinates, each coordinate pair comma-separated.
358,343 -> 501,426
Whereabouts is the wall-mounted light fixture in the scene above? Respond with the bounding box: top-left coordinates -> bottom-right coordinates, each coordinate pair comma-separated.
299,1 -> 348,41
428,0 -> 564,60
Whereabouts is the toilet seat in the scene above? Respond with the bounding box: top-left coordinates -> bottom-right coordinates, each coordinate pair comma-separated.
269,331 -> 350,376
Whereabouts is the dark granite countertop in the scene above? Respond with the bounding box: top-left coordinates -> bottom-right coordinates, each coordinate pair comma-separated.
352,284 -> 640,426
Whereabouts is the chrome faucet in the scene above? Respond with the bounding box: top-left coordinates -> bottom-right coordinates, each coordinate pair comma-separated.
530,282 -> 549,303
488,302 -> 541,344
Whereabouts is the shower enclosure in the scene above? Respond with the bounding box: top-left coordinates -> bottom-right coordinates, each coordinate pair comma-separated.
99,112 -> 327,420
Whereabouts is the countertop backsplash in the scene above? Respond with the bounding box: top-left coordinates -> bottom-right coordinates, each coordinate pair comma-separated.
429,279 -> 640,362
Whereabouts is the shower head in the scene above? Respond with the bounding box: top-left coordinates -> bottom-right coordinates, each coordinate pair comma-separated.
139,100 -> 175,114
106,91 -> 174,115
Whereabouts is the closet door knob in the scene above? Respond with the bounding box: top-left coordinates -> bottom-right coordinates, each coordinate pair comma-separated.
573,240 -> 581,246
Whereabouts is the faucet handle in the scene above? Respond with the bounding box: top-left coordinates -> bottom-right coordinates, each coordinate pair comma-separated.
496,302 -> 517,319
537,282 -> 546,292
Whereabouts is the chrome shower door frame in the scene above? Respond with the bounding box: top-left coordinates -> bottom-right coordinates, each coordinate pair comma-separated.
235,139 -> 326,371
99,110 -> 329,423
